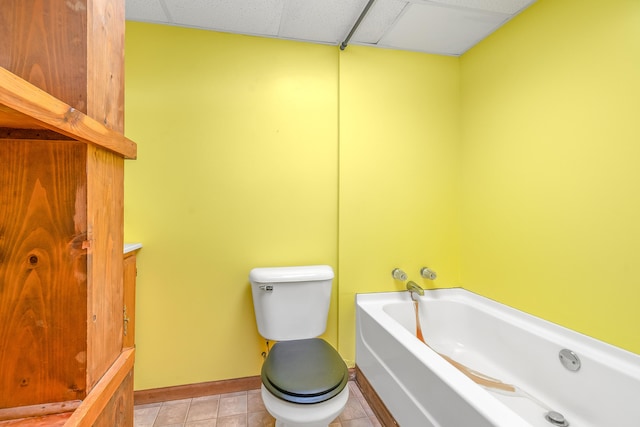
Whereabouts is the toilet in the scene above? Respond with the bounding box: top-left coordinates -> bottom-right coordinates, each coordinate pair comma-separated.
249,265 -> 349,427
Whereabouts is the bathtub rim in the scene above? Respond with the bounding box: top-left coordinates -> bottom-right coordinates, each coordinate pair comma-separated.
355,288 -> 640,426
356,289 -> 530,426
357,288 -> 640,373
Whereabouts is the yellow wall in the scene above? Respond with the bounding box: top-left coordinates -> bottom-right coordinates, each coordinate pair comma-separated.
125,0 -> 640,390
125,23 -> 460,390
460,0 -> 640,353
124,24 -> 340,389
338,47 -> 460,363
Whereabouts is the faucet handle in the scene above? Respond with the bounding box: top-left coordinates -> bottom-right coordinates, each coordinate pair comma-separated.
392,268 -> 408,281
420,267 -> 437,280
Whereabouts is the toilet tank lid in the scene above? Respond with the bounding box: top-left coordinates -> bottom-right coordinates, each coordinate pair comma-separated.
249,265 -> 334,283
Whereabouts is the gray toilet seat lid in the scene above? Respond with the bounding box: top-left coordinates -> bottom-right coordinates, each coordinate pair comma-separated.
261,338 -> 348,404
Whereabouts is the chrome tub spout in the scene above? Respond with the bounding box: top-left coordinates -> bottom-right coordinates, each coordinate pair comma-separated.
406,281 -> 424,299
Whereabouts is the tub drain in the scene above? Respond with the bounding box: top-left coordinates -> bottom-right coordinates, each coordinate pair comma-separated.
545,410 -> 569,426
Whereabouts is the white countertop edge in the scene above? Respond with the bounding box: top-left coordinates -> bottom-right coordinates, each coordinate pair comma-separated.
124,243 -> 143,254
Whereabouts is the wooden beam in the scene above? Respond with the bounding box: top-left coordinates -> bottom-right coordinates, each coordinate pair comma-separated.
0,67 -> 136,159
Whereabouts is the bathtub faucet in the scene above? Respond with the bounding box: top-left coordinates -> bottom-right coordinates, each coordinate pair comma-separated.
391,268 -> 408,281
406,281 -> 424,299
420,267 -> 437,280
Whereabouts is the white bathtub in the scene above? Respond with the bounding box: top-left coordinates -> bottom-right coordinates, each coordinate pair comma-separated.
356,289 -> 640,427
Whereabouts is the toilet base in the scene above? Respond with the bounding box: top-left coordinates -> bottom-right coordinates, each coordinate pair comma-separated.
261,384 -> 349,427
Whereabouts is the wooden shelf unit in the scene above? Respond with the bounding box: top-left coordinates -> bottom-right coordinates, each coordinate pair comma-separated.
0,1 -> 137,425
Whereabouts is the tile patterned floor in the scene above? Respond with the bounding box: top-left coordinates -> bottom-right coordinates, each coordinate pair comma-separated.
134,381 -> 381,427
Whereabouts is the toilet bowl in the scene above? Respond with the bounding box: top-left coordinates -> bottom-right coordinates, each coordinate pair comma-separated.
261,384 -> 349,427
249,266 -> 349,427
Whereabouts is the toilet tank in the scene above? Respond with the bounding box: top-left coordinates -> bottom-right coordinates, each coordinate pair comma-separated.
249,265 -> 334,341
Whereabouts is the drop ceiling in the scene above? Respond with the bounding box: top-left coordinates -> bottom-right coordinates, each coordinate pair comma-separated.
125,0 -> 536,56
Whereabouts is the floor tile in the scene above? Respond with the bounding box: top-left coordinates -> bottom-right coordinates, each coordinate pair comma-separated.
134,404 -> 161,427
192,395 -> 221,404
369,415 -> 383,427
341,418 -> 376,427
220,391 -> 247,398
186,398 -> 219,422
216,414 -> 247,427
247,391 -> 265,413
155,401 -> 190,426
137,403 -> 164,409
218,393 -> 248,418
247,411 -> 275,427
134,380 -> 379,427
339,396 -> 367,421
358,396 -> 375,418
165,399 -> 193,405
348,382 -> 364,399
186,419 -> 218,427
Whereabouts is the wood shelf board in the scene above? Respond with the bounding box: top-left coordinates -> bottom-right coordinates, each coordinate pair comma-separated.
0,413 -> 72,427
0,401 -> 81,423
0,67 -> 137,159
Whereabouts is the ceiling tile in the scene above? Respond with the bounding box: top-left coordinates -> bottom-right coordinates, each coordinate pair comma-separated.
352,0 -> 408,44
278,0 -> 369,44
125,0 -> 537,56
378,2 -> 508,55
420,0 -> 535,15
126,0 -> 170,23
163,0 -> 285,36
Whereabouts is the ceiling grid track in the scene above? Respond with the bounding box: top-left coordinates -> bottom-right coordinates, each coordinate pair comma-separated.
340,0 -> 378,50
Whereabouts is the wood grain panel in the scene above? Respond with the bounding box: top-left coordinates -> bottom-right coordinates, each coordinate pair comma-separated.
0,105 -> 46,130
87,0 -> 125,133
0,0 -> 88,113
86,145 -> 125,389
0,128 -> 73,140
91,370 -> 133,427
0,412 -> 71,427
0,140 -> 88,407
0,400 -> 80,422
65,348 -> 134,427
